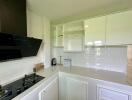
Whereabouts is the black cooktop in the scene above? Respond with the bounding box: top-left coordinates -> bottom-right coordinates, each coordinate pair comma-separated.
0,73 -> 44,100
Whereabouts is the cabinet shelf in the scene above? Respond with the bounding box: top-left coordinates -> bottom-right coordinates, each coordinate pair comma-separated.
64,29 -> 84,34
53,25 -> 64,47
84,44 -> 132,47
64,50 -> 83,53
53,46 -> 64,48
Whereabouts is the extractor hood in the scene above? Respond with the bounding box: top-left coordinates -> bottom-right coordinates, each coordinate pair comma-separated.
0,32 -> 42,61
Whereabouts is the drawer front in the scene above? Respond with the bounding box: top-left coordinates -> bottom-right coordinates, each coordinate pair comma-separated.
97,87 -> 129,100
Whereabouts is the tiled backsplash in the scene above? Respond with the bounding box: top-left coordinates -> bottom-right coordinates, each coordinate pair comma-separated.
85,46 -> 127,73
52,46 -> 127,73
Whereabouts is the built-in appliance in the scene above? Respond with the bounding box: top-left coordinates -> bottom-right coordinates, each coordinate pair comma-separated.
0,32 -> 42,62
0,73 -> 44,100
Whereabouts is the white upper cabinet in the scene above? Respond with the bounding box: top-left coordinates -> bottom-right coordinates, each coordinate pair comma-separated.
64,21 -> 84,32
84,16 -> 106,46
106,10 -> 132,45
63,21 -> 84,52
52,10 -> 132,48
53,25 -> 64,47
64,31 -> 84,52
27,11 -> 43,39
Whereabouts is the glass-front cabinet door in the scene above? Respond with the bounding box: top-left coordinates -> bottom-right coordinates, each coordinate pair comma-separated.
53,25 -> 64,47
63,21 -> 84,52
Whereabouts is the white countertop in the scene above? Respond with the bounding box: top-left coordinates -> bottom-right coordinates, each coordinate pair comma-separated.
41,65 -> 131,85
13,65 -> 132,100
59,66 -> 129,85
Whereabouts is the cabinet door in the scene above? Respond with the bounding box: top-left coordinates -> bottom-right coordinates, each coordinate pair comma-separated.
64,31 -> 84,52
97,86 -> 129,100
0,0 -> 27,36
40,78 -> 58,100
66,77 -> 88,100
106,10 -> 132,45
59,74 -> 88,100
63,21 -> 84,52
59,74 -> 67,100
84,16 -> 106,46
54,25 -> 64,47
27,12 -> 43,39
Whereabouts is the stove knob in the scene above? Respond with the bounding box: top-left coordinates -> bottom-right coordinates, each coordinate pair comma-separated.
16,88 -> 21,95
4,89 -> 12,97
7,90 -> 12,96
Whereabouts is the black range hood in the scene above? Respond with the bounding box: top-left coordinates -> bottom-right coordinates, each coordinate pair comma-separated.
0,32 -> 42,61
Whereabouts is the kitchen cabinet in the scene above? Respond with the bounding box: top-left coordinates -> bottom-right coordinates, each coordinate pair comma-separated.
39,78 -> 59,100
53,25 -> 64,47
63,21 -> 84,32
84,16 -> 106,46
106,10 -> 132,45
20,75 -> 58,100
18,69 -> 132,100
63,21 -> 84,52
27,10 -> 44,39
66,77 -> 88,100
59,73 -> 88,100
97,85 -> 130,100
64,30 -> 84,52
59,73 -> 67,100
0,0 -> 27,36
52,10 -> 132,47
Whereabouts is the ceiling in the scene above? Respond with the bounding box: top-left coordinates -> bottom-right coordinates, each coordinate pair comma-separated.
27,0 -> 132,23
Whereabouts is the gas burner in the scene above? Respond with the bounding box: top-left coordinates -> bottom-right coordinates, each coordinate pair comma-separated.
0,85 -> 12,99
23,73 -> 39,87
0,73 -> 44,100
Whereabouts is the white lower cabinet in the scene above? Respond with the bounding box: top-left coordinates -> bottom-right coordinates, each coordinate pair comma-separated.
21,72 -> 132,100
97,85 -> 130,100
66,77 -> 88,100
39,78 -> 59,100
59,73 -> 88,100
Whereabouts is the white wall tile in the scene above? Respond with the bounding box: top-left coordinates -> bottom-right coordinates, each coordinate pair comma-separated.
52,46 -> 127,73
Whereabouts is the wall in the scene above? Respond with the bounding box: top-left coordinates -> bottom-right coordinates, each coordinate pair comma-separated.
52,46 -> 127,73
0,7 -> 50,85
27,8 -> 51,67
0,57 -> 39,85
